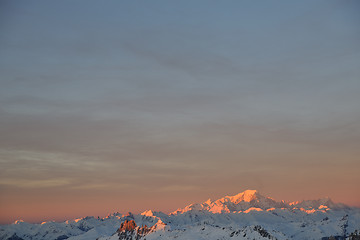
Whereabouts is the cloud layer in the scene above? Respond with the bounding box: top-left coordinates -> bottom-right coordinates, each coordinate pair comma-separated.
0,0 -> 359,224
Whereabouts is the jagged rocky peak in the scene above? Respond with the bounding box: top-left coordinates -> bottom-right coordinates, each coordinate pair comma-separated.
118,220 -> 137,232
117,220 -> 151,240
115,219 -> 167,240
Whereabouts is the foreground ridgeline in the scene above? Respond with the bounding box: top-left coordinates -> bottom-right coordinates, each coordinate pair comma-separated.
1,190 -> 360,240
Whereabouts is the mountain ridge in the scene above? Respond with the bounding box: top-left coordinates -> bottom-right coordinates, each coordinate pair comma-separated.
170,189 -> 346,215
1,189 -> 359,240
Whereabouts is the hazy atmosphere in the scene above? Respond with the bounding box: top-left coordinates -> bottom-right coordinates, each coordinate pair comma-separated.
0,1 -> 359,224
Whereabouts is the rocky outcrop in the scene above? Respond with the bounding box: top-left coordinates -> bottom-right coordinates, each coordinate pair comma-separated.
116,220 -> 151,240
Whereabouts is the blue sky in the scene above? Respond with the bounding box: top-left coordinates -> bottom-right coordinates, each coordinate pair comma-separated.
0,0 -> 359,223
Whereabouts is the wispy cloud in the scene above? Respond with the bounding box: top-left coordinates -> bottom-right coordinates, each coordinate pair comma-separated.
0,178 -> 71,188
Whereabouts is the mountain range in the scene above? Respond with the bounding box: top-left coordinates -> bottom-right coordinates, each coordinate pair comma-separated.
1,190 -> 359,240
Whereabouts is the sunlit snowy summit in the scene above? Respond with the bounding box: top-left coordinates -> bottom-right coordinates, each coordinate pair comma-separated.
1,190 -> 360,240
171,189 -> 346,215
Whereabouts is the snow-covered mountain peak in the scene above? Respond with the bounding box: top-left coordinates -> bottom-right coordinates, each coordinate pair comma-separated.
141,210 -> 155,217
13,220 -> 24,225
171,190 -> 284,215
290,196 -> 344,211
171,189 -> 349,215
227,189 -> 261,203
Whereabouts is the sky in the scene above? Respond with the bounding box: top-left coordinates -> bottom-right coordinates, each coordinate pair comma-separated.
0,0 -> 360,224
